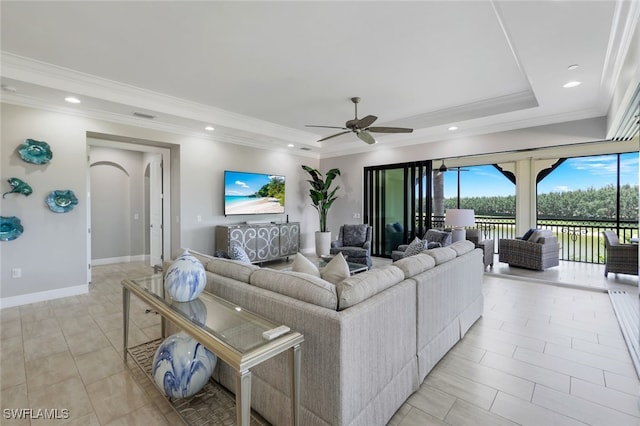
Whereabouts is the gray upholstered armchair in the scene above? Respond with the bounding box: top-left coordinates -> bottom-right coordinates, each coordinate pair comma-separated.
602,231 -> 638,277
330,224 -> 372,269
498,229 -> 559,271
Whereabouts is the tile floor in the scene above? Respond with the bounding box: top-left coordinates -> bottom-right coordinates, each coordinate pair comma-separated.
1,258 -> 638,425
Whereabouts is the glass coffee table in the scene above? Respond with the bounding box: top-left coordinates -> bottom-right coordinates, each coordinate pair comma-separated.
122,274 -> 304,426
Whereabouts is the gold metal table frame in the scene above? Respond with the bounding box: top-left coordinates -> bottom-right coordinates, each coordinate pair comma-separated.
122,275 -> 303,426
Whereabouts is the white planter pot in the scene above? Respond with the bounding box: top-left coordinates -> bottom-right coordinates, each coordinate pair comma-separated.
315,231 -> 332,257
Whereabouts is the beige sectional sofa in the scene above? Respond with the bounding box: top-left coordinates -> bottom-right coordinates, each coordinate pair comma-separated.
167,240 -> 484,426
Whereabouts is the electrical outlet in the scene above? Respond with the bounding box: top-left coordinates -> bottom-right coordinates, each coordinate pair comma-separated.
197,215 -> 202,222
353,213 -> 361,219
11,268 -> 21,278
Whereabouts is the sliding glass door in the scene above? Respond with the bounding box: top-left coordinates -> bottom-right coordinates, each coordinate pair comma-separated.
364,161 -> 432,257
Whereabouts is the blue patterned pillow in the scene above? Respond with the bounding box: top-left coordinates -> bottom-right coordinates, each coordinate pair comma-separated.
404,237 -> 426,257
230,244 -> 251,264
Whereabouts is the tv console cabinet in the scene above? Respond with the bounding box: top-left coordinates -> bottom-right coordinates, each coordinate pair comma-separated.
215,222 -> 300,263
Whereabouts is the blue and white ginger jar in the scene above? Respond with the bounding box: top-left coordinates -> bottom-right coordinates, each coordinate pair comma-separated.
152,332 -> 217,399
165,250 -> 206,302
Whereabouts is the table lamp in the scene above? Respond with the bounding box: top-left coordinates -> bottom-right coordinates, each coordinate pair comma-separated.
445,209 -> 475,242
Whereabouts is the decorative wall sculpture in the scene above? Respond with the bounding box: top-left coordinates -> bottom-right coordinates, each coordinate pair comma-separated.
0,216 -> 23,241
2,178 -> 32,198
18,139 -> 53,164
46,190 -> 78,213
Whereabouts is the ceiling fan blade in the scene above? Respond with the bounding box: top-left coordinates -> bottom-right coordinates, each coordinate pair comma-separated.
357,131 -> 377,145
367,127 -> 413,134
317,131 -> 351,142
356,115 -> 377,129
306,125 -> 348,130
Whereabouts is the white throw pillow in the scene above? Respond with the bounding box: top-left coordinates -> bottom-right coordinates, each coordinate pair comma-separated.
320,252 -> 350,284
291,253 -> 321,277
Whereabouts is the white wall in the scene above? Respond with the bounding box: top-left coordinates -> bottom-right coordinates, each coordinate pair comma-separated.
1,106 -> 90,303
89,146 -> 146,262
1,103 -> 318,307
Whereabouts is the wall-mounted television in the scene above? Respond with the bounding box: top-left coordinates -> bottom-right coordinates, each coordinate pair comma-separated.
224,170 -> 286,215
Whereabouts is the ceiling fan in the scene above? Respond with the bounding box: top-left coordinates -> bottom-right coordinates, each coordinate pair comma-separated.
306,97 -> 413,144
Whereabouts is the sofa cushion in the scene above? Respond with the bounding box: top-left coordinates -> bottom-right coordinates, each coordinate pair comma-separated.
424,247 -> 457,265
343,224 -> 368,246
393,253 -> 435,278
291,253 -> 321,277
230,244 -> 251,263
424,229 -> 451,246
404,237 -> 425,257
449,240 -> 476,256
250,269 -> 338,309
335,265 -> 404,310
320,252 -> 350,284
206,258 -> 259,283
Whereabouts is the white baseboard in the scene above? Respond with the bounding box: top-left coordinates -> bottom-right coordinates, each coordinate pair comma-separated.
0,284 -> 88,309
92,255 -> 148,266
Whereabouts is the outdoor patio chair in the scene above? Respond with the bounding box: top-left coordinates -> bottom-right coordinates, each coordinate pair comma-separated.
602,230 -> 638,277
498,229 -> 559,271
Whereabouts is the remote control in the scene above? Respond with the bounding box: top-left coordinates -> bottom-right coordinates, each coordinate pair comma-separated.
262,325 -> 290,341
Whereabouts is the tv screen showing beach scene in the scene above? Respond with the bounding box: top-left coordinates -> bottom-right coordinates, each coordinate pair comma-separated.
224,170 -> 286,215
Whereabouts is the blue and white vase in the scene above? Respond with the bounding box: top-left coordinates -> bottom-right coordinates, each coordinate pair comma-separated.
165,250 -> 206,302
152,332 -> 217,399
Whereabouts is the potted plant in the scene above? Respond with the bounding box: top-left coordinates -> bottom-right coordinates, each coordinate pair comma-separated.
301,165 -> 341,256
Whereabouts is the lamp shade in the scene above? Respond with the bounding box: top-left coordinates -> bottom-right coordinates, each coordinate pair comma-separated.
445,209 -> 475,228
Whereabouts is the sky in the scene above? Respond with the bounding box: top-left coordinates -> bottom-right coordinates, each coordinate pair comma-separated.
443,153 -> 639,198
224,171 -> 283,196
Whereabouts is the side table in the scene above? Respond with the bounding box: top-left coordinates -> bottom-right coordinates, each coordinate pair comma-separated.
122,274 -> 303,426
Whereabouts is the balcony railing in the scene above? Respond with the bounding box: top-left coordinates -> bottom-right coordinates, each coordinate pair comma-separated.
429,215 -> 638,264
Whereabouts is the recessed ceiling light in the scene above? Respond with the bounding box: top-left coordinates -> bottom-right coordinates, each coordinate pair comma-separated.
567,64 -> 579,70
287,144 -> 294,148
64,96 -> 81,104
563,81 -> 582,88
205,126 -> 214,131
448,126 -> 458,131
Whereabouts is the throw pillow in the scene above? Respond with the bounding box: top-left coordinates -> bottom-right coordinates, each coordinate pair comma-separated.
528,229 -> 551,243
392,222 -> 404,232
230,244 -> 251,264
291,253 -> 321,277
404,237 -> 426,257
320,252 -> 350,284
522,228 -> 538,241
426,241 -> 442,249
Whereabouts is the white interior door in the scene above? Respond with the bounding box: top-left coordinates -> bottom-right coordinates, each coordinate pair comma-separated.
149,154 -> 163,266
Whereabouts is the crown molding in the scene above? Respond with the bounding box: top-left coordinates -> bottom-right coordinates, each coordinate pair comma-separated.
1,93 -> 320,159
1,52 -> 319,145
600,0 -> 640,104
